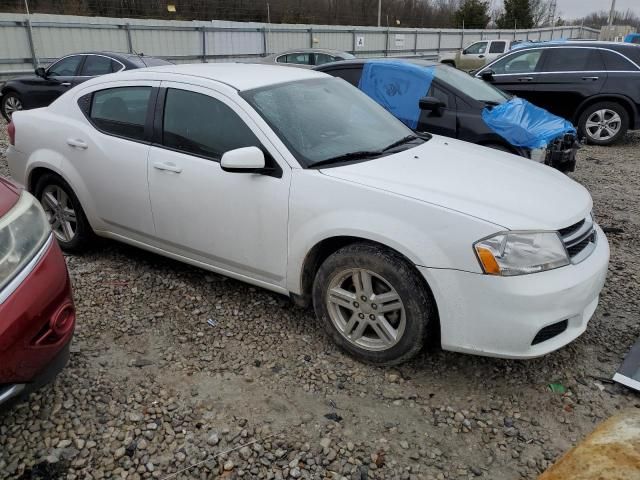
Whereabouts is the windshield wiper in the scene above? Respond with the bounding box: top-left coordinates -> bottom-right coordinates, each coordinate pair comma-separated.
380,134 -> 420,152
309,150 -> 383,169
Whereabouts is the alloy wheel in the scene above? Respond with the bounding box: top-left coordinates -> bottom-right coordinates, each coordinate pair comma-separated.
326,268 -> 406,351
41,185 -> 77,243
585,109 -> 621,141
3,95 -> 22,118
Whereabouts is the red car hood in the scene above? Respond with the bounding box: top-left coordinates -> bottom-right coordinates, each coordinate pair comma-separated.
0,176 -> 20,217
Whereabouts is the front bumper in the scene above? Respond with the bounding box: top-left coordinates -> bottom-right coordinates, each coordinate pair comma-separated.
420,224 -> 609,359
545,133 -> 580,172
0,235 -> 75,406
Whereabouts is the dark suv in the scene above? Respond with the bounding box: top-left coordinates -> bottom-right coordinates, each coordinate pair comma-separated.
475,41 -> 640,145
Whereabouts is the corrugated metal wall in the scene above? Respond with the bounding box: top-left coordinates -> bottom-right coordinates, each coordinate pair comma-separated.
0,12 -> 600,80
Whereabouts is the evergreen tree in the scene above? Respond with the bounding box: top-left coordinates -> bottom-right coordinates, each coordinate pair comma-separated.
496,0 -> 534,29
454,0 -> 490,29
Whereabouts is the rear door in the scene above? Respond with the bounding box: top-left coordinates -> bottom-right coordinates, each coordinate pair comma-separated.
71,81 -> 158,238
476,48 -> 545,104
533,47 -> 606,121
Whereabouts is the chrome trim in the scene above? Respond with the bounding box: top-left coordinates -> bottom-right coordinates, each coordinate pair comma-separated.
559,216 -> 597,265
0,234 -> 53,305
47,53 -> 126,77
0,384 -> 25,405
562,216 -> 594,247
476,46 -> 640,77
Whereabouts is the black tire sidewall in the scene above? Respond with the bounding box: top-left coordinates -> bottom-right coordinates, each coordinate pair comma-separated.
34,173 -> 92,252
578,102 -> 629,146
312,243 -> 435,365
1,92 -> 21,122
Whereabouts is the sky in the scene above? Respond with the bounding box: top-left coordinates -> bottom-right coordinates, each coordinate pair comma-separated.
548,0 -> 638,20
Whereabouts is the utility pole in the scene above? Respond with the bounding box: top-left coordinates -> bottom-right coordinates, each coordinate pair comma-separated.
377,0 -> 381,27
548,0 -> 557,28
607,0 -> 616,29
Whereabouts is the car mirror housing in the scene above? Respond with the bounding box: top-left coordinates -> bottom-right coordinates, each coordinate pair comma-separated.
35,67 -> 46,78
220,146 -> 266,173
419,96 -> 446,115
481,69 -> 495,81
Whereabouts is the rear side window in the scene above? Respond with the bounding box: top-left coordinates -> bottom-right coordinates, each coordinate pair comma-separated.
281,53 -> 311,65
323,67 -> 363,87
541,48 -> 604,72
162,89 -> 260,160
47,55 -> 84,77
81,55 -> 120,76
89,87 -> 152,141
489,41 -> 507,54
600,50 -> 638,71
315,53 -> 338,65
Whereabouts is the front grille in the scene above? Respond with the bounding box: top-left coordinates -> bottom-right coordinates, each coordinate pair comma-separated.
532,320 -> 568,345
559,216 -> 596,263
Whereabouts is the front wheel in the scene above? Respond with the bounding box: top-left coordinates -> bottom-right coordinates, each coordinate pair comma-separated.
578,102 -> 628,146
312,243 -> 436,365
1,91 -> 23,122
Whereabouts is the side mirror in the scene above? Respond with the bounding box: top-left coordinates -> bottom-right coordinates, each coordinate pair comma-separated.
480,69 -> 495,81
35,67 -> 46,78
220,146 -> 266,173
461,48 -> 468,55
419,96 -> 446,115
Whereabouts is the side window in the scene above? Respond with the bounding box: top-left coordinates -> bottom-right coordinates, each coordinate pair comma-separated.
490,50 -> 543,74
489,41 -> 507,54
47,55 -> 84,77
427,84 -> 451,108
315,53 -> 338,65
465,42 -> 488,55
162,89 -> 261,160
541,48 -> 604,72
601,50 -> 638,71
284,53 -> 311,65
324,67 -> 363,87
89,86 -> 152,141
81,56 -> 119,76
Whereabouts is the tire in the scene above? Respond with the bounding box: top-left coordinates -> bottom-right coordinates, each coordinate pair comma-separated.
1,91 -> 23,122
577,101 -> 629,146
312,242 -> 436,365
34,173 -> 94,253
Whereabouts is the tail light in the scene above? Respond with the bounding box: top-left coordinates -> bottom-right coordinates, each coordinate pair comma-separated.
7,121 -> 15,145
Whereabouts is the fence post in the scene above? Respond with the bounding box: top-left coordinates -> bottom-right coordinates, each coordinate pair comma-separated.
460,28 -> 464,49
124,23 -> 133,53
309,28 -> 313,48
201,26 -> 207,63
437,30 -> 442,55
498,30 -> 501,39
352,29 -> 356,53
385,28 -> 390,57
480,31 -> 483,40
414,29 -> 418,55
262,26 -> 267,56
25,19 -> 38,68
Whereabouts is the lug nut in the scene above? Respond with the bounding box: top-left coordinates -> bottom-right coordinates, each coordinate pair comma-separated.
358,313 -> 365,319
369,314 -> 375,320
372,304 -> 377,309
361,295 -> 367,301
353,301 -> 359,308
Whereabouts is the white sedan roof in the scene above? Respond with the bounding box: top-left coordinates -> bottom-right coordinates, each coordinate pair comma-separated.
123,62 -> 326,91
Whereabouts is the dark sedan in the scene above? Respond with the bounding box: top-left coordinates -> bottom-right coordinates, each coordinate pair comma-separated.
1,51 -> 171,121
474,41 -> 640,145
315,58 -> 578,171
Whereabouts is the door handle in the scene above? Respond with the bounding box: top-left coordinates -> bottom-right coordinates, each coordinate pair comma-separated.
66,138 -> 88,149
518,76 -> 533,82
153,161 -> 182,173
478,54 -> 485,58
60,82 -> 71,86
581,76 -> 599,81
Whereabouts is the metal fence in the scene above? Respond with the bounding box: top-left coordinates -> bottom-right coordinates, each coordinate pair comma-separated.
0,12 -> 600,80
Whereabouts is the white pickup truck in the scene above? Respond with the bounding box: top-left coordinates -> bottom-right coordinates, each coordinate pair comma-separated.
439,39 -> 517,70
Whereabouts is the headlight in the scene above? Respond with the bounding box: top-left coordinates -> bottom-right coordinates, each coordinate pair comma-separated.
0,191 -> 51,292
474,231 -> 569,276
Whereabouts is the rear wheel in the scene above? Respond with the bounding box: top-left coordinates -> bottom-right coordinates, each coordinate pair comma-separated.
1,91 -> 23,122
312,243 -> 436,365
578,102 -> 628,146
34,173 -> 94,252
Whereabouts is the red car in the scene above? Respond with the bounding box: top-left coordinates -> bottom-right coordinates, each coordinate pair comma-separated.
0,168 -> 75,407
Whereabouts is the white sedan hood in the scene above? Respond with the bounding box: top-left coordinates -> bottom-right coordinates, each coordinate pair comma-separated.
319,135 -> 592,231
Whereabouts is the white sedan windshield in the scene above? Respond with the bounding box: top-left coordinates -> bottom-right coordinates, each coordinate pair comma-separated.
242,78 -> 418,167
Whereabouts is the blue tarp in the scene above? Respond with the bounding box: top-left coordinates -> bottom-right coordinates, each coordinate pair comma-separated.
358,60 -> 434,129
481,97 -> 576,149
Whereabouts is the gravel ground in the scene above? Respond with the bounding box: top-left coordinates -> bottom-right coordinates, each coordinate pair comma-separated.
0,127 -> 639,480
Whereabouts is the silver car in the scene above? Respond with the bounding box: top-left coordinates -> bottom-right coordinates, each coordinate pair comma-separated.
260,48 -> 355,69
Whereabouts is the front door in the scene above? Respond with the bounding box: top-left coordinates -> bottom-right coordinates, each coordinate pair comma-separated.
457,41 -> 489,70
31,55 -> 86,107
417,81 -> 457,137
147,83 -> 290,287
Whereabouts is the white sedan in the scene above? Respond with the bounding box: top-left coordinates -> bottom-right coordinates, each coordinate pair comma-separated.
6,63 -> 609,365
